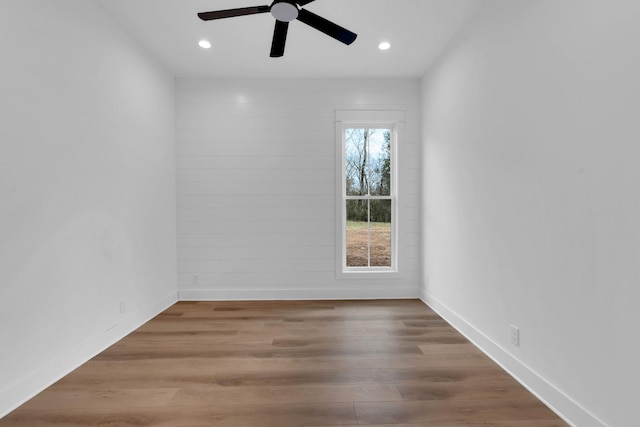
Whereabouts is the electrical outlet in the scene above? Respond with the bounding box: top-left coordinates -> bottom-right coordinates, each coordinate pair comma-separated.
192,273 -> 199,284
119,298 -> 127,314
510,325 -> 520,347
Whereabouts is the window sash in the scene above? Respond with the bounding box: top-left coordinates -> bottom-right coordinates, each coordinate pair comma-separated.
341,125 -> 396,273
345,196 -> 392,200
344,198 -> 394,269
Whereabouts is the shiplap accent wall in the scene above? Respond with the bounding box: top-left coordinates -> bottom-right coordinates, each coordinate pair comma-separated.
177,78 -> 421,300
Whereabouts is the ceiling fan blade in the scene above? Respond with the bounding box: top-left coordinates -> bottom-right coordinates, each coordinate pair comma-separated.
198,5 -> 270,21
270,20 -> 289,57
296,0 -> 316,5
297,8 -> 357,45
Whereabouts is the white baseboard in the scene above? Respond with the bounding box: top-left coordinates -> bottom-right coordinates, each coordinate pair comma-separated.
0,290 -> 178,419
421,291 -> 607,427
179,286 -> 420,301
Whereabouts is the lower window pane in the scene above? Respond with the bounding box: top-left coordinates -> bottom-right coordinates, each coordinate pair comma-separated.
346,200 -> 368,266
369,199 -> 392,267
345,199 -> 392,268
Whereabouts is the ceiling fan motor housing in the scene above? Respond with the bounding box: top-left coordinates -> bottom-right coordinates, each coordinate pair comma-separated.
270,1 -> 299,22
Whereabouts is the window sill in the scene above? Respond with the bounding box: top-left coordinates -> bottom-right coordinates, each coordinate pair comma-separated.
336,268 -> 403,280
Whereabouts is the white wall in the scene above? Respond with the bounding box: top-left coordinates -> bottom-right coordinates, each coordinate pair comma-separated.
177,78 -> 421,300
421,1 -> 640,426
0,0 -> 177,416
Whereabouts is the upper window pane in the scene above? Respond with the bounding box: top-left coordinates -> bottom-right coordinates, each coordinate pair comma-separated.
345,128 -> 392,196
369,129 -> 391,196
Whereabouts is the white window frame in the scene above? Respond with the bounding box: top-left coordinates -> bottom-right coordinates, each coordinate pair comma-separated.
335,110 -> 404,278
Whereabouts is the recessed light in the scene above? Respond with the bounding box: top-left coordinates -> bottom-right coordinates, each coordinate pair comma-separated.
378,41 -> 391,51
199,40 -> 212,49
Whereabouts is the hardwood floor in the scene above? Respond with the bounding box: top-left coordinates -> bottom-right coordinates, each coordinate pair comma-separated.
1,300 -> 569,426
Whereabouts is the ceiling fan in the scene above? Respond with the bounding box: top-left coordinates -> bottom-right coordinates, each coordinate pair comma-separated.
197,0 -> 358,57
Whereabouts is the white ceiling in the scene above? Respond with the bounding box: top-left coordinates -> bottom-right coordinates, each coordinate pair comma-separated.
96,0 -> 482,78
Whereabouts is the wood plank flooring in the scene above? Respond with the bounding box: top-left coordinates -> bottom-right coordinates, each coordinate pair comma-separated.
0,300 -> 569,426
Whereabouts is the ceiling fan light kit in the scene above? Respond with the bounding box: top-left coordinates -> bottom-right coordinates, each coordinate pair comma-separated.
270,2 -> 298,22
197,0 -> 357,58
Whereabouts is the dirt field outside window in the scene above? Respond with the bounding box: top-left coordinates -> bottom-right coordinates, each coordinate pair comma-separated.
346,221 -> 391,267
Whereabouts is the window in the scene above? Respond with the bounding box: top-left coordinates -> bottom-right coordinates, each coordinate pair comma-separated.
336,111 -> 402,275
